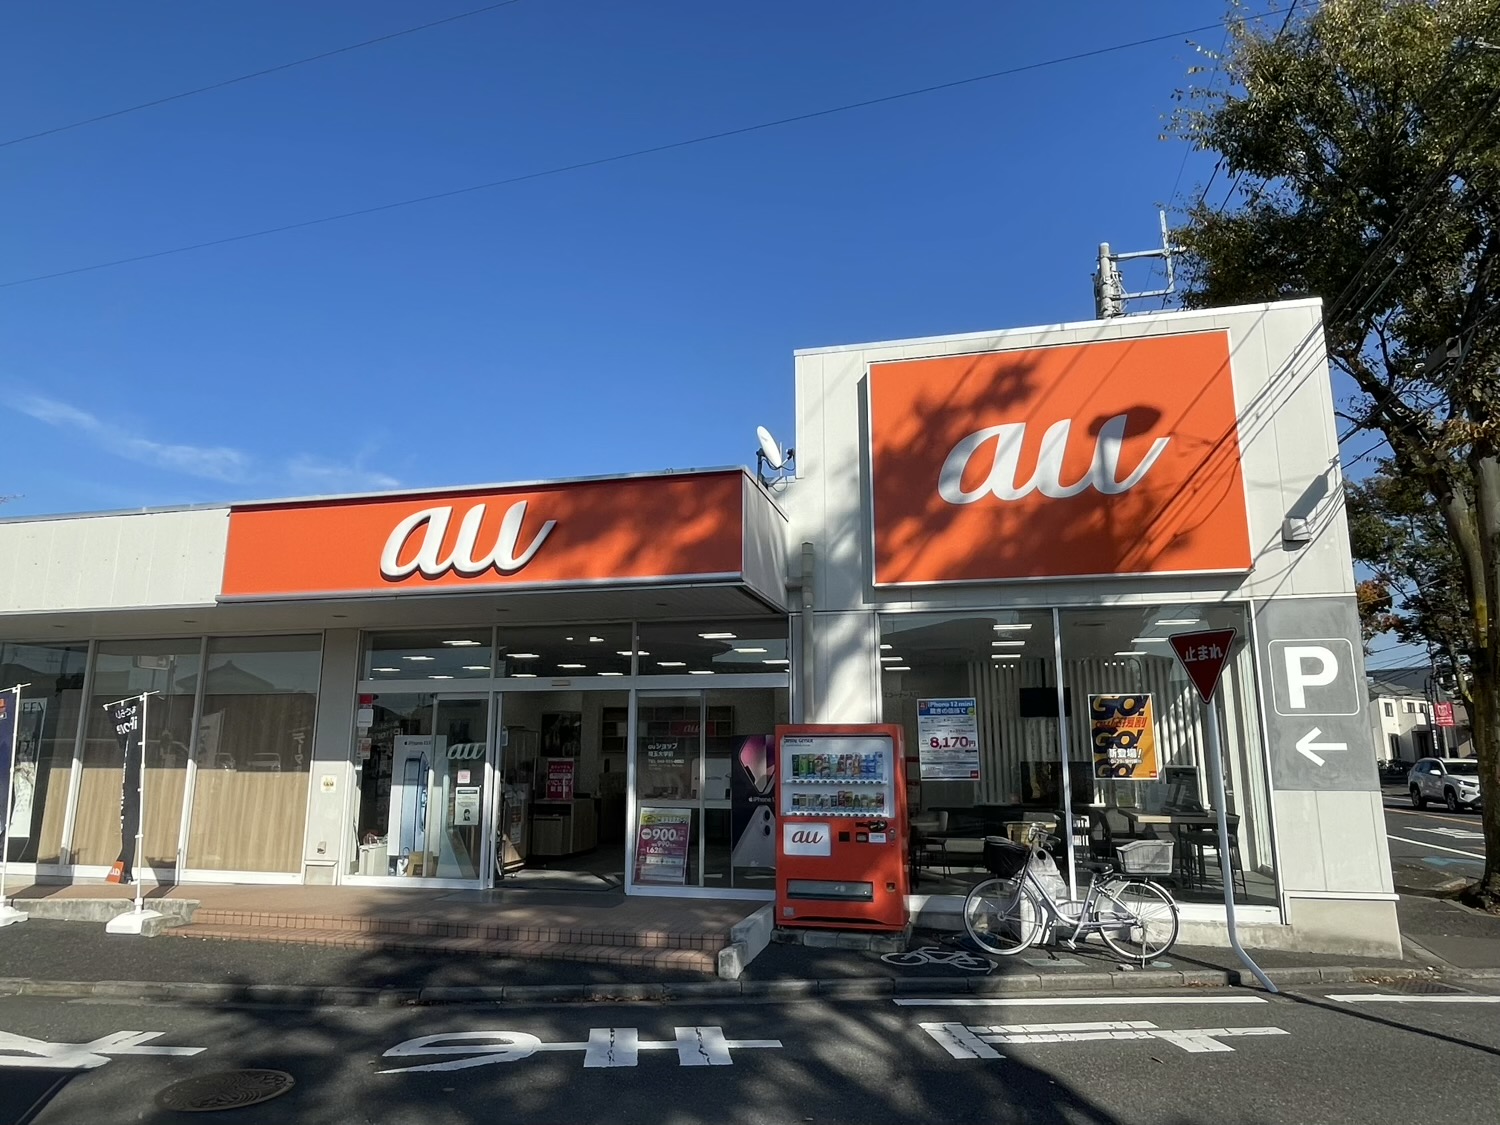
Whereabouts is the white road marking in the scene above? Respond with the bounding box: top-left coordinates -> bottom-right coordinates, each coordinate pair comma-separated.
895,995 -> 1268,1008
1409,827 -> 1485,841
1327,994 -> 1500,1005
379,1027 -> 782,1073
1387,834 -> 1486,860
0,1030 -> 205,1071
920,1020 -> 1287,1057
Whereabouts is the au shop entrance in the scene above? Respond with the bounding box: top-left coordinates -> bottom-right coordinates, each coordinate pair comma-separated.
349,682 -> 786,894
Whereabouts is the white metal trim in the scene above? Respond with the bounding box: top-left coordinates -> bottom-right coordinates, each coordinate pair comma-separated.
176,869 -> 303,885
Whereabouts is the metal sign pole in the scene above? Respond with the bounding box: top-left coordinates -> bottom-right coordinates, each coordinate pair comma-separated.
1203,702 -> 1276,993
0,683 -> 31,927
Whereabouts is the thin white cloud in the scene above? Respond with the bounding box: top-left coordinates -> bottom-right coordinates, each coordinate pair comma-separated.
12,394 -> 399,495
16,395 -> 250,482
284,454 -> 400,494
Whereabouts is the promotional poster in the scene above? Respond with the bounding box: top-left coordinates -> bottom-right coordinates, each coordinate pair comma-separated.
1089,694 -> 1159,780
633,806 -> 692,885
0,691 -> 15,842
728,734 -> 776,872
106,696 -> 144,884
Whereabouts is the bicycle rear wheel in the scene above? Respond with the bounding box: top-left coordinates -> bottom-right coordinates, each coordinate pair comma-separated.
1098,879 -> 1179,962
964,876 -> 1043,956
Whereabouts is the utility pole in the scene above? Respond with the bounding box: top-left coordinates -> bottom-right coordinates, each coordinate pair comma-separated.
1092,210 -> 1179,319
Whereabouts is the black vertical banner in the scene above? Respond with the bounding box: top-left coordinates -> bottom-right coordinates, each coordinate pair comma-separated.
108,698 -> 143,884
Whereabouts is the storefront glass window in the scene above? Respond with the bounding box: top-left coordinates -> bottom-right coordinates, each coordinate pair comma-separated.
495,624 -> 635,678
634,621 -> 789,676
76,640 -> 201,872
1058,604 -> 1275,906
362,629 -> 493,681
184,636 -> 321,873
0,642 -> 88,865
881,610 -> 1063,892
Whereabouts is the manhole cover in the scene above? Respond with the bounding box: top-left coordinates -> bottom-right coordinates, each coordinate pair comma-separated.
1372,978 -> 1466,995
155,1070 -> 295,1113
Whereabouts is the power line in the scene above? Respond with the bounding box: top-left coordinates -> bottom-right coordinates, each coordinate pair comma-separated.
0,1 -> 529,150
0,12 -> 1284,291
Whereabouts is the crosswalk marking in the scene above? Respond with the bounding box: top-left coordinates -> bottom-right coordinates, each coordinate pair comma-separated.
920,1020 -> 1287,1057
1327,994 -> 1500,1005
895,995 -> 1268,1007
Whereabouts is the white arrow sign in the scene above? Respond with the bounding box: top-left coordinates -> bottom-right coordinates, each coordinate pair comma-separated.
1294,728 -> 1347,767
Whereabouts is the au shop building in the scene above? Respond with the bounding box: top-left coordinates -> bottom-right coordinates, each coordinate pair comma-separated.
0,298 -> 1397,957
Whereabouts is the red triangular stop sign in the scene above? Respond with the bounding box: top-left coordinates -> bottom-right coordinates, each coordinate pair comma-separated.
1169,629 -> 1238,703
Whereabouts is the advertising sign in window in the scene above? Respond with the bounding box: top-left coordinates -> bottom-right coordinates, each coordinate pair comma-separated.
916,698 -> 981,780
1089,694 -> 1159,780
634,806 -> 692,885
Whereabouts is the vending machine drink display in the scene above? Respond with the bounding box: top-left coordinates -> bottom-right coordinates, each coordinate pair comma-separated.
774,723 -> 909,931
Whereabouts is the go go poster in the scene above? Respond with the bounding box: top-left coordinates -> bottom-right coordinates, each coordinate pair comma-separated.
1089,694 -> 1159,780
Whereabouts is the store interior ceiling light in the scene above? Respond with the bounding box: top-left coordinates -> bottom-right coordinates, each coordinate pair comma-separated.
373,667 -> 399,673
1114,651 -> 1148,657
430,674 -> 453,679
462,665 -> 490,671
992,640 -> 1026,647
403,655 -> 435,661
509,653 -> 541,660
443,639 -> 482,647
513,672 -> 536,678
880,656 -> 902,663
618,650 -> 648,657
991,654 -> 1020,660
879,643 -> 893,650
599,671 -> 624,676
734,647 -> 767,653
1155,618 -> 1201,627
558,663 -> 586,669
699,632 -> 737,639
763,658 -> 790,665
1131,637 -> 1170,645
884,665 -> 910,671
589,636 -> 605,642
689,669 -> 714,675
657,661 -> 687,668
993,623 -> 1033,631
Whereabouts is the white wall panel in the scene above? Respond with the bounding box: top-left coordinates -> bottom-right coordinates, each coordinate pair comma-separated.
0,508 -> 229,614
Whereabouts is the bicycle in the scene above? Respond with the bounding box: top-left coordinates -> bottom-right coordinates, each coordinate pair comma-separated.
962,832 -> 1180,964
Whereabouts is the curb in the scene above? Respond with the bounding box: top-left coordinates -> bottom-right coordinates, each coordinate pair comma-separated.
0,961 -> 1459,1008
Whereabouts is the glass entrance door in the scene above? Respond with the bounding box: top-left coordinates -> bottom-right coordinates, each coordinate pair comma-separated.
361,692 -> 493,883
631,692 -> 704,889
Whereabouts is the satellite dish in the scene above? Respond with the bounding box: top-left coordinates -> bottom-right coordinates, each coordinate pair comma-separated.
756,426 -> 785,470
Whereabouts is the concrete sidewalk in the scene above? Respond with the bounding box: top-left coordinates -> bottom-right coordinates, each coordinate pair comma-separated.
0,916 -> 1465,1008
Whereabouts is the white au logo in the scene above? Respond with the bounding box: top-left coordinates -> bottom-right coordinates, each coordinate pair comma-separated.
381,501 -> 556,580
938,415 -> 1170,504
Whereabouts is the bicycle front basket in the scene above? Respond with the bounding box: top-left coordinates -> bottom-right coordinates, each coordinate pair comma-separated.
983,836 -> 1029,879
1116,838 -> 1174,874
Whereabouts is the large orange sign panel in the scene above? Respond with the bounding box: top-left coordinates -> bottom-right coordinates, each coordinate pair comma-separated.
869,331 -> 1251,584
222,471 -> 745,598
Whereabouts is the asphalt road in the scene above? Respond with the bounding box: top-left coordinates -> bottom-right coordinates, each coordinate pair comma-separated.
1381,784 -> 1487,883
4,983 -> 1499,1125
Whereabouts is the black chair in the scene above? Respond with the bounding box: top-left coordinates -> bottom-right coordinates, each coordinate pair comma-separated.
1176,815 -> 1246,895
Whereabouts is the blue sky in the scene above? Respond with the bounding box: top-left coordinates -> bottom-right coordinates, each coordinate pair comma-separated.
1,0 -> 1253,516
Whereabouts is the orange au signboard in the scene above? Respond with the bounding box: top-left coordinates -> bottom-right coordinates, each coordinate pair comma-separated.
221,470 -> 746,599
868,331 -> 1252,585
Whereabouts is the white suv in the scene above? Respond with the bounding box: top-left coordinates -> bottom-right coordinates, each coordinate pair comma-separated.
1408,757 -> 1483,812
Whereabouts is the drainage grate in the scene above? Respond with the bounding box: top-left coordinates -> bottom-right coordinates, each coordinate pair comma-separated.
155,1070 -> 296,1113
1366,977 -> 1467,995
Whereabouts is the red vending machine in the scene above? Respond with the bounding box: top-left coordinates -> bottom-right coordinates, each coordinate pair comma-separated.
774,723 -> 909,931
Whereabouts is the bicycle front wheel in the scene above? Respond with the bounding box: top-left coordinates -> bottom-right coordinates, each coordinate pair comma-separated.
1098,879 -> 1179,962
964,876 -> 1043,956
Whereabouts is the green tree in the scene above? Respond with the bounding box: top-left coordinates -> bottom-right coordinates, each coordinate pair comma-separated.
1172,0 -> 1500,906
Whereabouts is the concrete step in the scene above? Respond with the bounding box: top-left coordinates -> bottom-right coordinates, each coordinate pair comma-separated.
189,908 -> 726,951
166,923 -> 719,974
